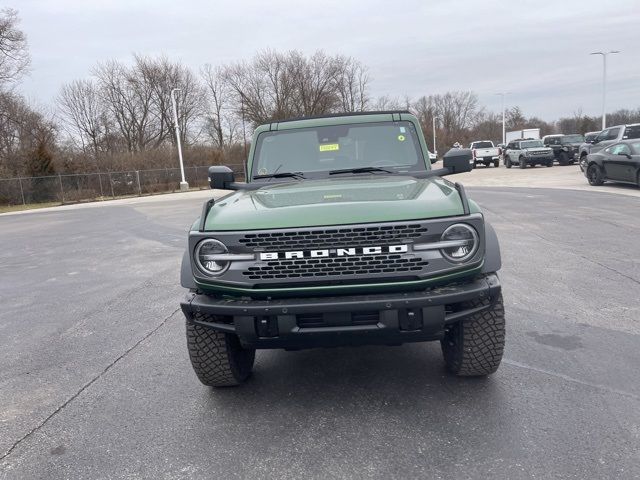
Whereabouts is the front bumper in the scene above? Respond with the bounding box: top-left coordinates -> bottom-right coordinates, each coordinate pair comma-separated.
476,156 -> 499,162
181,273 -> 501,349
526,155 -> 554,163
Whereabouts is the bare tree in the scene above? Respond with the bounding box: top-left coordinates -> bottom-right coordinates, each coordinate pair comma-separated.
135,55 -> 204,147
57,79 -> 110,156
410,92 -> 481,148
94,59 -> 151,153
93,55 -> 203,153
374,95 -> 405,111
336,57 -> 369,112
0,9 -> 30,88
201,64 -> 238,149
222,49 -> 372,125
0,91 -> 56,176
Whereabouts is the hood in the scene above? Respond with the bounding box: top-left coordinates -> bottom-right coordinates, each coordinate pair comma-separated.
203,175 -> 465,231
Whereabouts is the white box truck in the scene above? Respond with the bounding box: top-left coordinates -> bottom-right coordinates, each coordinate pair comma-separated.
505,128 -> 540,144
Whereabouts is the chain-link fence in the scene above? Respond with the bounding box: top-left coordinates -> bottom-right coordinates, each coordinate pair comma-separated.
0,164 -> 245,207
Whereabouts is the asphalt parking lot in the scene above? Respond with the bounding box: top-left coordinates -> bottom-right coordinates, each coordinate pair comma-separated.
1,170 -> 639,479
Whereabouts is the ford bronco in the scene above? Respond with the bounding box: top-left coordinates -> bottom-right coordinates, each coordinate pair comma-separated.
180,111 -> 505,387
503,139 -> 554,168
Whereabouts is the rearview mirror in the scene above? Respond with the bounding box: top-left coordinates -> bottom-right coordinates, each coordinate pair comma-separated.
443,148 -> 473,174
208,166 -> 235,189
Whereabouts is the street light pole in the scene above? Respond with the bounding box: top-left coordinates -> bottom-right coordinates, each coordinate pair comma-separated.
590,51 -> 620,129
432,115 -> 439,158
171,88 -> 189,191
495,92 -> 510,145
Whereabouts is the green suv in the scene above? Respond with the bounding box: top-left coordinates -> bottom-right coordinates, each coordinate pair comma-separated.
180,111 -> 505,386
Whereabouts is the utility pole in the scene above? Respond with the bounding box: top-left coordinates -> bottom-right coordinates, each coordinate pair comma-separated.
241,95 -> 248,180
590,51 -> 620,129
171,88 -> 189,191
432,115 -> 441,158
495,92 -> 510,145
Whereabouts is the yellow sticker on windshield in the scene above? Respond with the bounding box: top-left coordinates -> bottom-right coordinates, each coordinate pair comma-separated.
319,143 -> 340,152
397,134 -> 406,142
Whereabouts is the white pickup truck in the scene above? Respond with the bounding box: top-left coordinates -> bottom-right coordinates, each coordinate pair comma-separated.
469,140 -> 501,168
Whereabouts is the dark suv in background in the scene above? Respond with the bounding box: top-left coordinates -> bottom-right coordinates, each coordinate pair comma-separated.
542,134 -> 583,165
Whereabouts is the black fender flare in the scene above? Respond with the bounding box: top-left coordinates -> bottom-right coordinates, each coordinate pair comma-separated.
180,249 -> 197,289
482,221 -> 502,273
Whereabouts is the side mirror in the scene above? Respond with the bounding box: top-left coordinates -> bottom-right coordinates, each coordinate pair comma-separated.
443,148 -> 473,174
208,165 -> 235,189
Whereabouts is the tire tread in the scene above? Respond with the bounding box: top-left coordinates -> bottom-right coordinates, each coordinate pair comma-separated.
186,318 -> 255,387
441,294 -> 505,376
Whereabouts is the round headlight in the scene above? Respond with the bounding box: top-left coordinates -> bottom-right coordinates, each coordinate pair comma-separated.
440,223 -> 479,263
195,239 -> 229,276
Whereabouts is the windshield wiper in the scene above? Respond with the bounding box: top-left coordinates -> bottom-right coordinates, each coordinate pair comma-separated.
329,166 -> 393,175
253,172 -> 306,180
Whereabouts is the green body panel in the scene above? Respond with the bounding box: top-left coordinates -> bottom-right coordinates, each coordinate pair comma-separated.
467,198 -> 481,214
191,112 -> 483,297
196,264 -> 483,297
203,175 -> 464,231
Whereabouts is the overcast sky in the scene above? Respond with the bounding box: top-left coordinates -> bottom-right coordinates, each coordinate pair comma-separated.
11,0 -> 640,121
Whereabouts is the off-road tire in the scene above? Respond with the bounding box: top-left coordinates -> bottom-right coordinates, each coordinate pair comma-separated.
493,160 -> 499,168
546,160 -> 553,167
587,164 -> 604,186
519,157 -> 526,169
441,294 -> 505,376
558,151 -> 569,166
186,320 -> 255,387
505,157 -> 512,169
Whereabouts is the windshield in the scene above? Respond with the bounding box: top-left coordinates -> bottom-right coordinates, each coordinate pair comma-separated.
251,121 -> 425,180
561,135 -> 584,144
623,125 -> 640,140
585,133 -> 599,142
472,141 -> 493,148
521,140 -> 544,148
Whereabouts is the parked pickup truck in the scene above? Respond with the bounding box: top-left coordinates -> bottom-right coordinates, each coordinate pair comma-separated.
469,141 -> 501,168
180,111 -> 505,387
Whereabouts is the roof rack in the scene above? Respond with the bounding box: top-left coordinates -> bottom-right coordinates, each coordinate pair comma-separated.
276,110 -> 412,123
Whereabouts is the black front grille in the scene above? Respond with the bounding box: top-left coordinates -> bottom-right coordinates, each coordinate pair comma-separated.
243,254 -> 428,280
297,311 -> 380,328
238,224 -> 429,250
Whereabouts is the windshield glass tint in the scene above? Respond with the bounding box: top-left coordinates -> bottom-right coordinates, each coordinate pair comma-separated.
252,121 -> 424,179
624,125 -> 640,139
561,135 -> 584,144
521,140 -> 544,148
473,141 -> 493,148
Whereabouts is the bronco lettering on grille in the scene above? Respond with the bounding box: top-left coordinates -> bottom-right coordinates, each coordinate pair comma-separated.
259,244 -> 408,261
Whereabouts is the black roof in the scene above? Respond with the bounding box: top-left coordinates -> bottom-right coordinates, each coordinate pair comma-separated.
276,110 -> 412,123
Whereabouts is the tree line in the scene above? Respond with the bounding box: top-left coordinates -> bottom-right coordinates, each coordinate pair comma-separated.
1,8 -> 639,180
